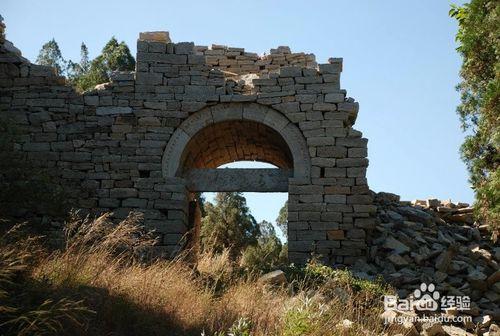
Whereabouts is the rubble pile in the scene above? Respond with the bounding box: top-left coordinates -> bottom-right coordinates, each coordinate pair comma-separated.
352,192 -> 499,335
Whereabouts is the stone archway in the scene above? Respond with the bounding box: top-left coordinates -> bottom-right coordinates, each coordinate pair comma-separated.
2,28 -> 373,265
162,103 -> 311,182
162,102 -> 308,255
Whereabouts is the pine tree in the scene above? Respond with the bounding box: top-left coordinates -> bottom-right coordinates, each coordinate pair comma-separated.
80,43 -> 90,73
67,43 -> 90,81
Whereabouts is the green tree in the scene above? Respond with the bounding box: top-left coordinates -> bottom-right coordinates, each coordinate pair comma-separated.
241,220 -> 285,272
276,201 -> 288,239
35,39 -> 66,75
67,42 -> 90,81
200,192 -> 260,258
75,37 -> 135,92
450,0 -> 499,239
79,42 -> 90,73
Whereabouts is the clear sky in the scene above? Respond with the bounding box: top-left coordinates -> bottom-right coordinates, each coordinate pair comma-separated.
3,0 -> 472,232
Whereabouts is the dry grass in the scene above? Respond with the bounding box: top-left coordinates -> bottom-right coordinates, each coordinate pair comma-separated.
0,213 -> 389,336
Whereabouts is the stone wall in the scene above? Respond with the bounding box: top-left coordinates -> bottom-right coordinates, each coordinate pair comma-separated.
0,26 -> 375,265
195,43 -> 316,75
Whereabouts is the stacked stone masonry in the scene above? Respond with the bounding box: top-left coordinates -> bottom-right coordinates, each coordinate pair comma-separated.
0,29 -> 374,265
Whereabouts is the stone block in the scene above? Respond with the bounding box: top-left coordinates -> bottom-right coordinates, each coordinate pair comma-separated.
324,93 -> 345,103
174,42 -> 194,54
325,195 -> 347,204
324,185 -> 350,194
273,102 -> 299,114
289,240 -> 315,252
96,106 -> 132,116
280,66 -> 302,77
139,31 -> 171,43
299,194 -> 323,203
110,188 -> 138,199
148,41 -> 166,53
299,212 -> 321,221
325,168 -> 346,177
313,103 -> 336,111
122,198 -> 148,208
316,146 -> 347,158
354,218 -> 376,228
336,138 -> 368,147
321,212 -> 342,221
296,94 -> 317,103
336,158 -> 368,167
327,229 -> 345,240
84,95 -> 99,106
253,78 -> 277,86
289,185 -> 323,194
319,63 -> 342,74
61,152 -> 91,162
136,72 -> 163,85
346,229 -> 365,239
99,198 -> 120,208
138,52 -> 187,64
23,142 -> 50,151
347,167 -> 367,177
347,195 -> 372,205
346,148 -> 366,160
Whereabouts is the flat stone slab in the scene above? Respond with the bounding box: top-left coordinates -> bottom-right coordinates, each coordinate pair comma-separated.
182,168 -> 292,192
96,106 -> 132,116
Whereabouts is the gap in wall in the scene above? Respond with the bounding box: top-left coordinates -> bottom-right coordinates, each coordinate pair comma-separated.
202,161 -> 288,242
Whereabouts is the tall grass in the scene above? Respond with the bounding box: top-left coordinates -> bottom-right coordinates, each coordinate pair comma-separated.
0,213 -> 389,336
0,222 -> 92,336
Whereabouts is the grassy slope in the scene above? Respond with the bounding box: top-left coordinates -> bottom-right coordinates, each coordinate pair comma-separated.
0,213 -> 393,336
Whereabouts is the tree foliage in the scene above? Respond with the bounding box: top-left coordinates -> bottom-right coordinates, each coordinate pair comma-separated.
450,0 -> 499,238
240,220 -> 286,272
35,39 -> 66,75
67,43 -> 90,81
276,200 -> 288,239
200,192 -> 260,258
74,37 -> 135,92
36,37 -> 135,92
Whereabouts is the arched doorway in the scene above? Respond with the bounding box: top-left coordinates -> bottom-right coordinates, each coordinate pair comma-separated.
161,102 -> 371,265
161,103 -> 310,256
162,103 -> 311,181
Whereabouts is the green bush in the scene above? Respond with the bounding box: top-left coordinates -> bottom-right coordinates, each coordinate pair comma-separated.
450,0 -> 500,239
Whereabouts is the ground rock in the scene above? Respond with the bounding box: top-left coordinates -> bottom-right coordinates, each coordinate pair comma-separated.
421,321 -> 445,336
384,236 -> 411,254
258,270 -> 286,285
442,325 -> 474,336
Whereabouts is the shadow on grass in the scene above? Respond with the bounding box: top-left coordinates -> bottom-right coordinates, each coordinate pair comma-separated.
2,278 -> 204,336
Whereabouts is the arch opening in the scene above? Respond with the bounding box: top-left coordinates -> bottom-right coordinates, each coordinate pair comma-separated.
180,120 -> 293,173
161,103 -> 312,259
161,103 -> 311,181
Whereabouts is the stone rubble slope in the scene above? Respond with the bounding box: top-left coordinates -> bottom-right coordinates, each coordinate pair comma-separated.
351,192 -> 499,335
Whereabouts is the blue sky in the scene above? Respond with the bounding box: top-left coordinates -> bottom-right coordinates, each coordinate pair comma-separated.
3,0 -> 472,233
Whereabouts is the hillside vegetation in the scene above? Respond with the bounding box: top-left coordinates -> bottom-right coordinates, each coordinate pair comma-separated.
0,213 -> 389,336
